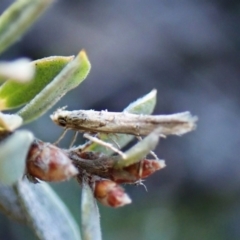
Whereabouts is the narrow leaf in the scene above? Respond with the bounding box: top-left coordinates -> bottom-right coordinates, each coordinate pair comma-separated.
124,89 -> 157,114
0,56 -> 73,110
83,89 -> 157,154
0,130 -> 34,185
81,181 -> 102,240
18,50 -> 91,124
0,0 -> 54,54
16,179 -> 81,240
0,183 -> 25,222
114,127 -> 161,168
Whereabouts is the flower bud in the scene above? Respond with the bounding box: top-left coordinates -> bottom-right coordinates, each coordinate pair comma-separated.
110,159 -> 166,184
27,140 -> 78,182
94,179 -> 131,207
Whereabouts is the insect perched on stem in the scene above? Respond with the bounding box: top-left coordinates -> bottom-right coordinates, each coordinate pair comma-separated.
51,109 -> 197,137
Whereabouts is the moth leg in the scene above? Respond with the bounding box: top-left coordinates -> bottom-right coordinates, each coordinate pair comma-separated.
54,128 -> 68,145
69,131 -> 78,148
83,133 -> 127,159
139,180 -> 148,191
134,179 -> 148,191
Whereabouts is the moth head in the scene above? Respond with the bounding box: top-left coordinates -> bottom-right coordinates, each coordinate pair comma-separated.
50,108 -> 68,127
57,117 -> 67,127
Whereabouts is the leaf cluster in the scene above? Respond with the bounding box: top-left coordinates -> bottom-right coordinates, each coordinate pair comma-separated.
0,1 -> 197,240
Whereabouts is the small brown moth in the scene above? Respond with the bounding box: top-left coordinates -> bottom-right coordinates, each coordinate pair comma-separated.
51,109 -> 197,137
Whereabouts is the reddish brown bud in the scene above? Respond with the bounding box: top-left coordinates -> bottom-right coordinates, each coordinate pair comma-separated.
27,140 -> 78,182
139,159 -> 165,178
110,159 -> 165,184
94,179 -> 131,208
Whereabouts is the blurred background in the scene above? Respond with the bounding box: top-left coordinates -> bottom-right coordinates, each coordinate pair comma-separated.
1,0 -> 240,239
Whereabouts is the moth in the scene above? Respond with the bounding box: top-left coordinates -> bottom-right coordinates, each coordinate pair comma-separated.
51,109 -> 197,137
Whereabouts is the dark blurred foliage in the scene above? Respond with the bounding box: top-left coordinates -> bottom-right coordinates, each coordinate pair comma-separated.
1,0 -> 240,239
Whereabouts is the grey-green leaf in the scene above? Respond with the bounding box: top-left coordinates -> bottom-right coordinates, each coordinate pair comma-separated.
18,50 -> 91,124
83,89 -> 157,154
0,130 -> 34,185
114,127 -> 161,168
81,181 -> 102,240
123,89 -> 157,114
0,183 -> 25,222
0,0 -> 54,54
16,179 -> 81,240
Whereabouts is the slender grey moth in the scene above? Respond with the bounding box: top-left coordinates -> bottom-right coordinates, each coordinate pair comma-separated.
51,109 -> 197,137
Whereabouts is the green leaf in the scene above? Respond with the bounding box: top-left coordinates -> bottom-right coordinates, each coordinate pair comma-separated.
0,0 -> 54,54
15,180 -> 81,240
0,56 -> 73,110
18,50 -> 91,124
81,181 -> 102,240
83,89 -> 157,154
0,130 -> 34,185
